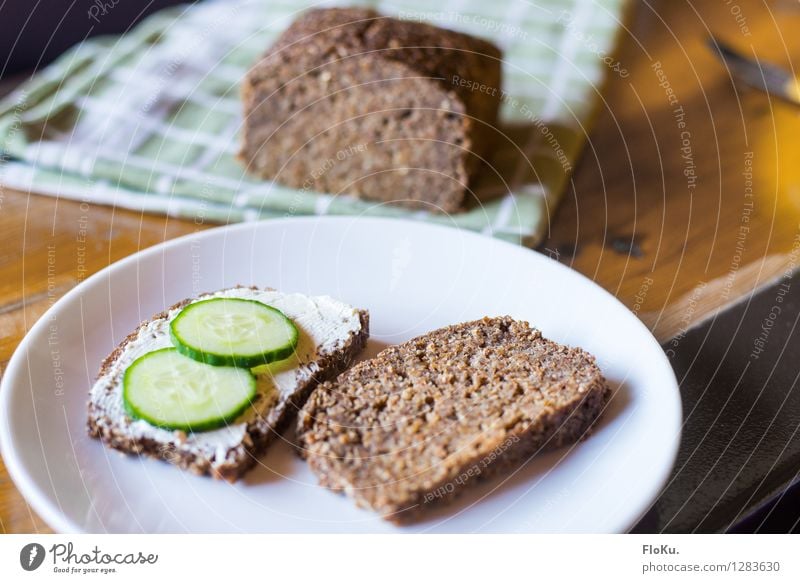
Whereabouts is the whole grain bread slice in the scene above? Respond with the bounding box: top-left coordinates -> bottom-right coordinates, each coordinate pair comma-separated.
297,316 -> 610,522
88,286 -> 368,482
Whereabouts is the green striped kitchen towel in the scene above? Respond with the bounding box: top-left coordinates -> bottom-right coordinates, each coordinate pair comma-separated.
0,0 -> 627,246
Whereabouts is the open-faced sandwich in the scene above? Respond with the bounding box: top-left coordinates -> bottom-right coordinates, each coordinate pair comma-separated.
87,286 -> 368,481
297,316 -> 610,523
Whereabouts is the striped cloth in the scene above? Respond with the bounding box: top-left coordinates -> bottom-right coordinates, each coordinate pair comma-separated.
0,0 -> 627,246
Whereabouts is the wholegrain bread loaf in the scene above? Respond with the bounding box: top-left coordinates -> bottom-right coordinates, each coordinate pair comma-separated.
239,7 -> 502,213
88,286 -> 368,482
297,316 -> 610,522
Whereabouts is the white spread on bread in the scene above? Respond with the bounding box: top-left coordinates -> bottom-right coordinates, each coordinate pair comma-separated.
89,289 -> 362,468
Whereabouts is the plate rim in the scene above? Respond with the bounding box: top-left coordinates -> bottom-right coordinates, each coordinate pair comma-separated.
0,216 -> 681,533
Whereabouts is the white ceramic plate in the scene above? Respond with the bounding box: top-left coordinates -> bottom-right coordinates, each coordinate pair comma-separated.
0,217 -> 680,533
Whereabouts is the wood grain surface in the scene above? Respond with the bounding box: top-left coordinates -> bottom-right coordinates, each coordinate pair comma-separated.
2,0 -> 800,532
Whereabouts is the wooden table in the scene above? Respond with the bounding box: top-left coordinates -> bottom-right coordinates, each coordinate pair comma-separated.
2,0 -> 800,533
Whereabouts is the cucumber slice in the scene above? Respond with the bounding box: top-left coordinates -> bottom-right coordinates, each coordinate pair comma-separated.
170,298 -> 298,368
123,348 -> 257,432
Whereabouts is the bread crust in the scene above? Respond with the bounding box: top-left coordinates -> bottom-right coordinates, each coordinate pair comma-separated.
87,286 -> 369,482
297,316 -> 611,522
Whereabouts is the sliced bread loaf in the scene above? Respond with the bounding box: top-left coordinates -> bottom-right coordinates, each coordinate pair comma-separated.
239,7 -> 502,213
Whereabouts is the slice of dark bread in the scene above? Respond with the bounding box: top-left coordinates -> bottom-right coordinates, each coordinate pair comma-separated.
239,7 -> 502,213
88,286 -> 369,482
297,316 -> 610,522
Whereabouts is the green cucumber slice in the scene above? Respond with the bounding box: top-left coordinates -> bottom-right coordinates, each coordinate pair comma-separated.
169,298 -> 298,368
123,348 -> 257,432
